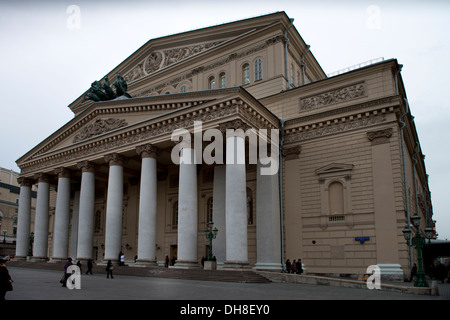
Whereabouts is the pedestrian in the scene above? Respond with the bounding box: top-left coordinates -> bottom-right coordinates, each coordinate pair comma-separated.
77,260 -> 82,274
119,252 -> 125,266
0,257 -> 13,301
296,259 -> 304,274
410,263 -> 417,282
106,260 -> 114,279
86,259 -> 93,275
201,256 -> 205,267
291,260 -> 297,274
165,255 -> 169,268
62,257 -> 73,287
285,259 -> 291,273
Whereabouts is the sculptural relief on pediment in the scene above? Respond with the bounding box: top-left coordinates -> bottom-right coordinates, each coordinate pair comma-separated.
124,41 -> 223,83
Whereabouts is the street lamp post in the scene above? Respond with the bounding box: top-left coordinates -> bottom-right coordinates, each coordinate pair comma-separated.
204,221 -> 218,261
402,213 -> 433,287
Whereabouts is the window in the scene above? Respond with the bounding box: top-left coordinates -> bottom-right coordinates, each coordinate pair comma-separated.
328,181 -> 344,215
172,201 -> 179,228
247,188 -> 253,225
242,63 -> 250,85
180,85 -> 186,93
94,210 -> 102,232
290,63 -> 294,86
208,76 -> 215,89
207,197 -> 213,223
219,72 -> 226,88
254,58 -> 262,81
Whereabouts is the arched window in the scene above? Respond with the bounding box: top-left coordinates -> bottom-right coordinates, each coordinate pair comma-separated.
207,197 -> 214,223
208,76 -> 215,89
290,63 -> 295,86
328,181 -> 344,215
180,85 -> 186,93
219,72 -> 226,88
242,63 -> 250,85
172,201 -> 179,228
254,58 -> 262,81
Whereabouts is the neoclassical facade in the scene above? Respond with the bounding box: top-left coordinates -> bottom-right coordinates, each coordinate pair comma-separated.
15,12 -> 433,279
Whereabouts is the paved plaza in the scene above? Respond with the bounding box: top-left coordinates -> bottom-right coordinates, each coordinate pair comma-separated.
4,266 -> 448,301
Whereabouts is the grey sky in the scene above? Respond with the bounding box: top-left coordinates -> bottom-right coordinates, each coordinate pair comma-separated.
0,0 -> 448,239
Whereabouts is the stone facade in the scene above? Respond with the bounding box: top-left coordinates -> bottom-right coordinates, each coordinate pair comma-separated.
14,12 -> 432,279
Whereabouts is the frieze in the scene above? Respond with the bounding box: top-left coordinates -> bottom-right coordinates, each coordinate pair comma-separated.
73,118 -> 128,143
299,82 -> 366,112
285,113 -> 386,144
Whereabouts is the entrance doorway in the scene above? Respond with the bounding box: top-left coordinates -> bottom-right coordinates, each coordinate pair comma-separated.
170,245 -> 177,266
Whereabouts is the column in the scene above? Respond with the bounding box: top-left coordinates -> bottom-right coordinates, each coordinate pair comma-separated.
254,157 -> 282,271
69,190 -> 80,260
212,165 -> 226,267
175,146 -> 199,268
136,144 -> 159,266
222,120 -> 250,269
76,161 -> 96,262
50,168 -> 71,262
104,153 -> 124,264
32,173 -> 50,261
15,177 -> 33,260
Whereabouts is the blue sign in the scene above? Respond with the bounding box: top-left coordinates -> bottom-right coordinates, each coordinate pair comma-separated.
355,237 -> 370,244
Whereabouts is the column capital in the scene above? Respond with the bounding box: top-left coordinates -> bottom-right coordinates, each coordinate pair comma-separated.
17,176 -> 34,187
77,160 -> 96,173
136,144 -> 159,159
33,172 -> 50,183
367,127 -> 393,145
104,153 -> 125,166
282,145 -> 302,160
54,167 -> 71,178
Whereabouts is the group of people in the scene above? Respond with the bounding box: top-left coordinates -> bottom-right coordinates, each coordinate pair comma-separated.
285,258 -> 304,274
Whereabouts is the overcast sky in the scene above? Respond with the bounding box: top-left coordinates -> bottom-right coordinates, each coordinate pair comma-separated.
0,0 -> 449,240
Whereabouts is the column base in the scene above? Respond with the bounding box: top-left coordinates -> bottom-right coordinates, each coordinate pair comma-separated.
223,260 -> 250,270
377,263 -> 404,281
48,257 -> 67,264
30,256 -> 48,262
13,256 -> 28,261
253,262 -> 283,272
170,260 -> 200,269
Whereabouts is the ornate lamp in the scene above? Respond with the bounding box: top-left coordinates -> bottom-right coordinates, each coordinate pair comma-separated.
204,221 -> 218,261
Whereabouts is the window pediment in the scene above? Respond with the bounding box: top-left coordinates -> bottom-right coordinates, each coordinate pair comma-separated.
315,163 -> 354,180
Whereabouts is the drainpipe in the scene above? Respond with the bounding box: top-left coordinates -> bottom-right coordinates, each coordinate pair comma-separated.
412,141 -> 420,222
284,18 -> 294,89
279,119 -> 286,271
301,45 -> 311,86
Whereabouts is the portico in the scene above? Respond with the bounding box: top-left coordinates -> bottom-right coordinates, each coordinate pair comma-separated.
14,89 -> 282,270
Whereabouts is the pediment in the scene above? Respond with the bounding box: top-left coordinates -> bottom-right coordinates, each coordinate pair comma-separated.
123,40 -> 225,84
315,163 -> 354,178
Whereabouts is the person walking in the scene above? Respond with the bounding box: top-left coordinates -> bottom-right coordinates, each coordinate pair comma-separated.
296,259 -> 304,274
62,258 -> 73,287
106,260 -> 114,279
86,259 -> 93,275
0,257 -> 13,301
410,263 -> 417,282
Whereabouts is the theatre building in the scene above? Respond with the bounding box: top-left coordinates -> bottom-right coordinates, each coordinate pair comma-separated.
14,12 -> 433,280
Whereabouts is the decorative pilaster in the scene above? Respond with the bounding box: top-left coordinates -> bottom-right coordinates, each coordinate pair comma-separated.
76,161 -> 96,261
135,145 -> 159,266
15,177 -> 34,260
32,173 -> 50,262
104,153 -> 124,264
50,168 -> 71,262
254,158 -> 282,271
